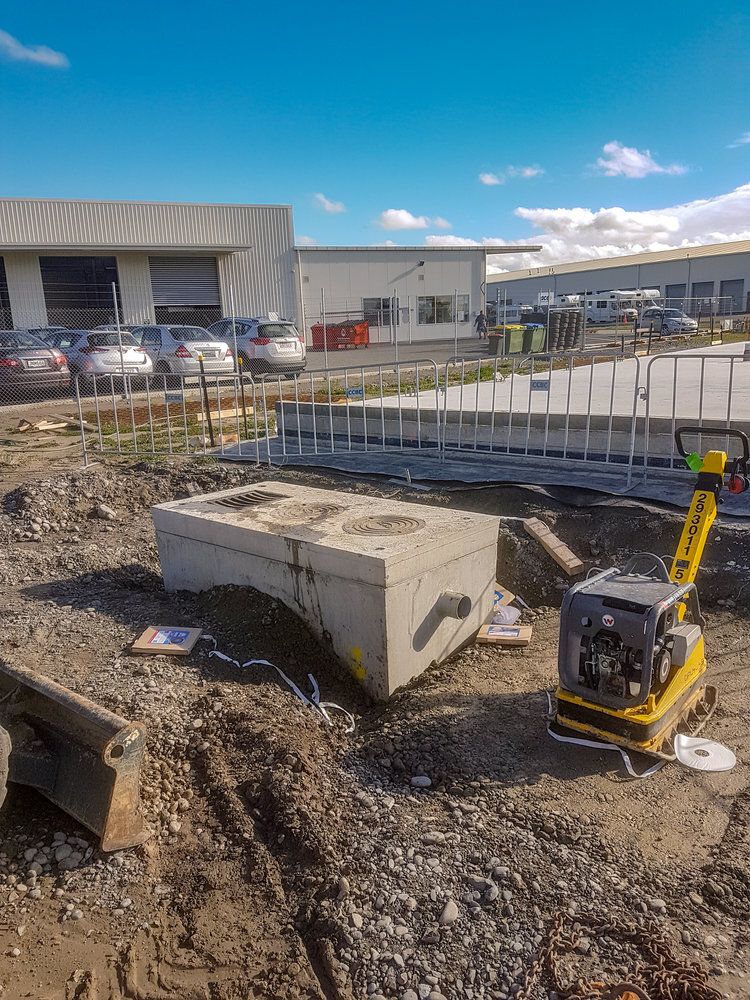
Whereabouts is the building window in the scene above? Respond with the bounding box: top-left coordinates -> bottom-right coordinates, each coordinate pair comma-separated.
363,297 -> 398,327
418,294 -> 469,324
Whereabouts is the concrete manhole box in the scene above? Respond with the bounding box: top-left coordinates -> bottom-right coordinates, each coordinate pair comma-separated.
151,483 -> 499,700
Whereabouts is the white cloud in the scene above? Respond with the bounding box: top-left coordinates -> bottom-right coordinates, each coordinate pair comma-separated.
0,28 -> 69,67
595,141 -> 686,178
296,235 -> 318,246
314,192 -> 346,213
426,182 -> 750,273
480,166 -> 543,185
376,209 -> 452,231
425,235 -> 483,247
727,132 -> 750,149
372,240 -> 399,247
507,165 -> 544,179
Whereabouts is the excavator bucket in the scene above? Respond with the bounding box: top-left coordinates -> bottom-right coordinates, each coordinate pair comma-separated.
0,661 -> 151,852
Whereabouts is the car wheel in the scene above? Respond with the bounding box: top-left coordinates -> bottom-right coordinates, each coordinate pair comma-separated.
155,362 -> 179,389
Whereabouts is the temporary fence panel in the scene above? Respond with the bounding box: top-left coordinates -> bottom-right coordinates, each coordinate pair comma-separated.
66,349 -> 750,505
439,352 -> 641,481
641,352 -> 750,475
75,360 -> 443,466
270,360 -> 442,457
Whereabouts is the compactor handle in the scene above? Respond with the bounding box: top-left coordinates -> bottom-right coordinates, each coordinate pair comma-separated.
621,552 -> 671,582
674,425 -> 749,463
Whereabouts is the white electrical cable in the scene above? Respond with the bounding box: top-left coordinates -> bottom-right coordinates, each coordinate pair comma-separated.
242,658 -> 314,708
545,691 -> 666,780
201,638 -> 354,732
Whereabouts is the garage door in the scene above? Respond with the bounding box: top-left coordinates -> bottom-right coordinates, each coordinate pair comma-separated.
719,279 -> 744,314
149,256 -> 222,326
665,283 -> 686,308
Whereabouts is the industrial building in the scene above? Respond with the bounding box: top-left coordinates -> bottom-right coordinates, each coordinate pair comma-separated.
0,198 -> 297,332
0,198 -> 528,343
296,245 -> 493,343
487,240 -> 750,315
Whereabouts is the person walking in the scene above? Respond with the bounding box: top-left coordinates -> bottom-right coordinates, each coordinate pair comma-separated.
474,311 -> 488,339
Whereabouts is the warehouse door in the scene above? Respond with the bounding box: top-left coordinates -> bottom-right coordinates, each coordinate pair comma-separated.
149,256 -> 222,327
39,256 -> 120,328
664,283 -> 686,308
690,280 -> 714,316
719,279 -> 744,314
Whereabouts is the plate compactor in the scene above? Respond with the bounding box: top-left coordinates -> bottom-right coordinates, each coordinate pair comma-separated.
554,426 -> 749,761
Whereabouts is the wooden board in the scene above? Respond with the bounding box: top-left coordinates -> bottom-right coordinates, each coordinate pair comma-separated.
477,624 -> 533,646
47,413 -> 99,432
523,517 -> 584,576
203,406 -> 254,421
131,626 -> 203,656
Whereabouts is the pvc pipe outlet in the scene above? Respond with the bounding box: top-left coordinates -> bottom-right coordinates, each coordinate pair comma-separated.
436,591 -> 472,620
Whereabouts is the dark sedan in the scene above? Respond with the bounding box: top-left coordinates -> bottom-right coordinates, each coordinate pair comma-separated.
0,330 -> 71,398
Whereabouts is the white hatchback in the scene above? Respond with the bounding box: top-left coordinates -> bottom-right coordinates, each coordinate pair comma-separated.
131,325 -> 233,376
642,308 -> 699,335
45,329 -> 154,379
207,316 -> 306,376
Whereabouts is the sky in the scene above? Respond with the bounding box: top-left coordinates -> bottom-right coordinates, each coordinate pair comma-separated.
1,1 -> 749,273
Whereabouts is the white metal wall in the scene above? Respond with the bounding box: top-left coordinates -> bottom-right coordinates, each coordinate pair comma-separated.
217,206 -> 298,322
116,254 -> 155,324
4,252 -> 47,327
298,248 -> 486,342
0,198 -> 288,251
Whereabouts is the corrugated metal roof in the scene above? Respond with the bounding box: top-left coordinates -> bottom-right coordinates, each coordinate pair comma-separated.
298,245 -> 541,252
0,198 -> 293,250
488,239 -> 750,282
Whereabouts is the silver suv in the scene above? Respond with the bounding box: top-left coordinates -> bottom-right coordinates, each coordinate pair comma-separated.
207,316 -> 306,376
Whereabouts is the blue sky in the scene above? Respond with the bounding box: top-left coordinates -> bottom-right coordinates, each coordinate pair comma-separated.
1,1 -> 749,271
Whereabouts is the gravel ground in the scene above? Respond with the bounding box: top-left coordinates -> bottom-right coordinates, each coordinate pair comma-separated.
0,457 -> 748,1000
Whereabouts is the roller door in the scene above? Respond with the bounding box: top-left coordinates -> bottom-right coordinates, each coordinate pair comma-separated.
149,256 -> 221,326
719,279 -> 744,313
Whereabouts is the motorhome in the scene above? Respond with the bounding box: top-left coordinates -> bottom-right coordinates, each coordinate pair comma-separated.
557,289 -> 660,324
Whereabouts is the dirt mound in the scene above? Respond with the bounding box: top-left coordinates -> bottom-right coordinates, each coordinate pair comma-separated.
0,459 -> 748,999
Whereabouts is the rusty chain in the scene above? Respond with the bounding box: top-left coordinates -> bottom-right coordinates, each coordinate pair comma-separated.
515,910 -> 724,1000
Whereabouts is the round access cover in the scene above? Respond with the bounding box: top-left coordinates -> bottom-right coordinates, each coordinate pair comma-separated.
674,734 -> 736,772
281,502 -> 347,521
342,515 -> 426,536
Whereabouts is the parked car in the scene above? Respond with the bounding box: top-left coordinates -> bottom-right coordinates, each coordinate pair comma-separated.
24,326 -> 69,339
43,330 -> 154,379
207,316 -> 306,376
129,325 -> 233,378
0,330 -> 70,397
642,307 -> 698,335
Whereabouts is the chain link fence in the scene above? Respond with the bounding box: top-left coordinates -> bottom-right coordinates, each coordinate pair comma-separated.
2,275 -> 748,472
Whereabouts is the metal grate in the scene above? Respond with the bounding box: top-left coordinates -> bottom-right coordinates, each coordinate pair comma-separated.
342,515 -> 425,536
207,489 -> 289,509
